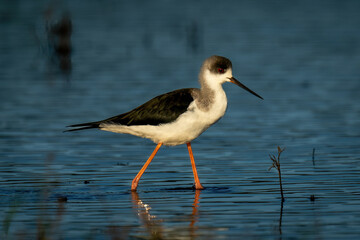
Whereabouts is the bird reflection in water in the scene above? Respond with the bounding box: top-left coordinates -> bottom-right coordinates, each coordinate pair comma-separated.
131,190 -> 202,239
190,190 -> 201,238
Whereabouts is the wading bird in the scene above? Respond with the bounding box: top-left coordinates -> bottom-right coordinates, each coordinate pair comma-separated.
66,55 -> 263,191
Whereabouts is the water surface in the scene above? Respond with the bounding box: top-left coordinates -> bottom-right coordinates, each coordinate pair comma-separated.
1,0 -> 360,239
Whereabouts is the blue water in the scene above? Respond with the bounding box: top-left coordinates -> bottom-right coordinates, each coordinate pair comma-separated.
1,0 -> 360,239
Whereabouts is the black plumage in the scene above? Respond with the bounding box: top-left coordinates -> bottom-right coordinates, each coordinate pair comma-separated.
209,56 -> 232,74
65,88 -> 194,132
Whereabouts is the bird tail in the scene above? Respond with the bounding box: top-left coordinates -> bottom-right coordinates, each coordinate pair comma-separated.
64,121 -> 101,132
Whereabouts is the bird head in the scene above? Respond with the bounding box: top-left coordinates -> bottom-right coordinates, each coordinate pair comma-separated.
200,55 -> 263,100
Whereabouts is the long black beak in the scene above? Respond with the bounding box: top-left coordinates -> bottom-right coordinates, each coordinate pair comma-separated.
228,77 -> 263,100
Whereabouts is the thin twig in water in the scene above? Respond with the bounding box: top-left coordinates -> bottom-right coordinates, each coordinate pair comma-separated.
269,146 -> 285,202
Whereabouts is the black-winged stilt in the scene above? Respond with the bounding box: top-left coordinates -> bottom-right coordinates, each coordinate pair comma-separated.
66,55 -> 263,191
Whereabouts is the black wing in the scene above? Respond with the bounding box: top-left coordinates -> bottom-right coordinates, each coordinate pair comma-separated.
65,88 -> 195,131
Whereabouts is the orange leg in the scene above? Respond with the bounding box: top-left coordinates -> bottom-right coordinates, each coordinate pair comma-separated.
131,142 -> 163,191
187,142 -> 204,190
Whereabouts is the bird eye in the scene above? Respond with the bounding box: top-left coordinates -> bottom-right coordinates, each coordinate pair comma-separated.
217,68 -> 225,73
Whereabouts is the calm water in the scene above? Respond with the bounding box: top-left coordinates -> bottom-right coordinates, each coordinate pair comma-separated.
1,0 -> 360,239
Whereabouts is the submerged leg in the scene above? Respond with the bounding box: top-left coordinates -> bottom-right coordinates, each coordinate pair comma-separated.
186,142 -> 204,190
131,142 -> 163,191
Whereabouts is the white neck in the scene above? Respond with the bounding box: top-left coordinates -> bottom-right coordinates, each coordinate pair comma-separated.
195,69 -> 229,112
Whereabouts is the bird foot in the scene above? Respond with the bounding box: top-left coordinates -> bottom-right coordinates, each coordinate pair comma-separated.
192,184 -> 205,190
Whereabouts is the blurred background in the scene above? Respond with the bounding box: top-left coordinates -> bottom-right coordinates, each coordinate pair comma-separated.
1,0 -> 360,239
